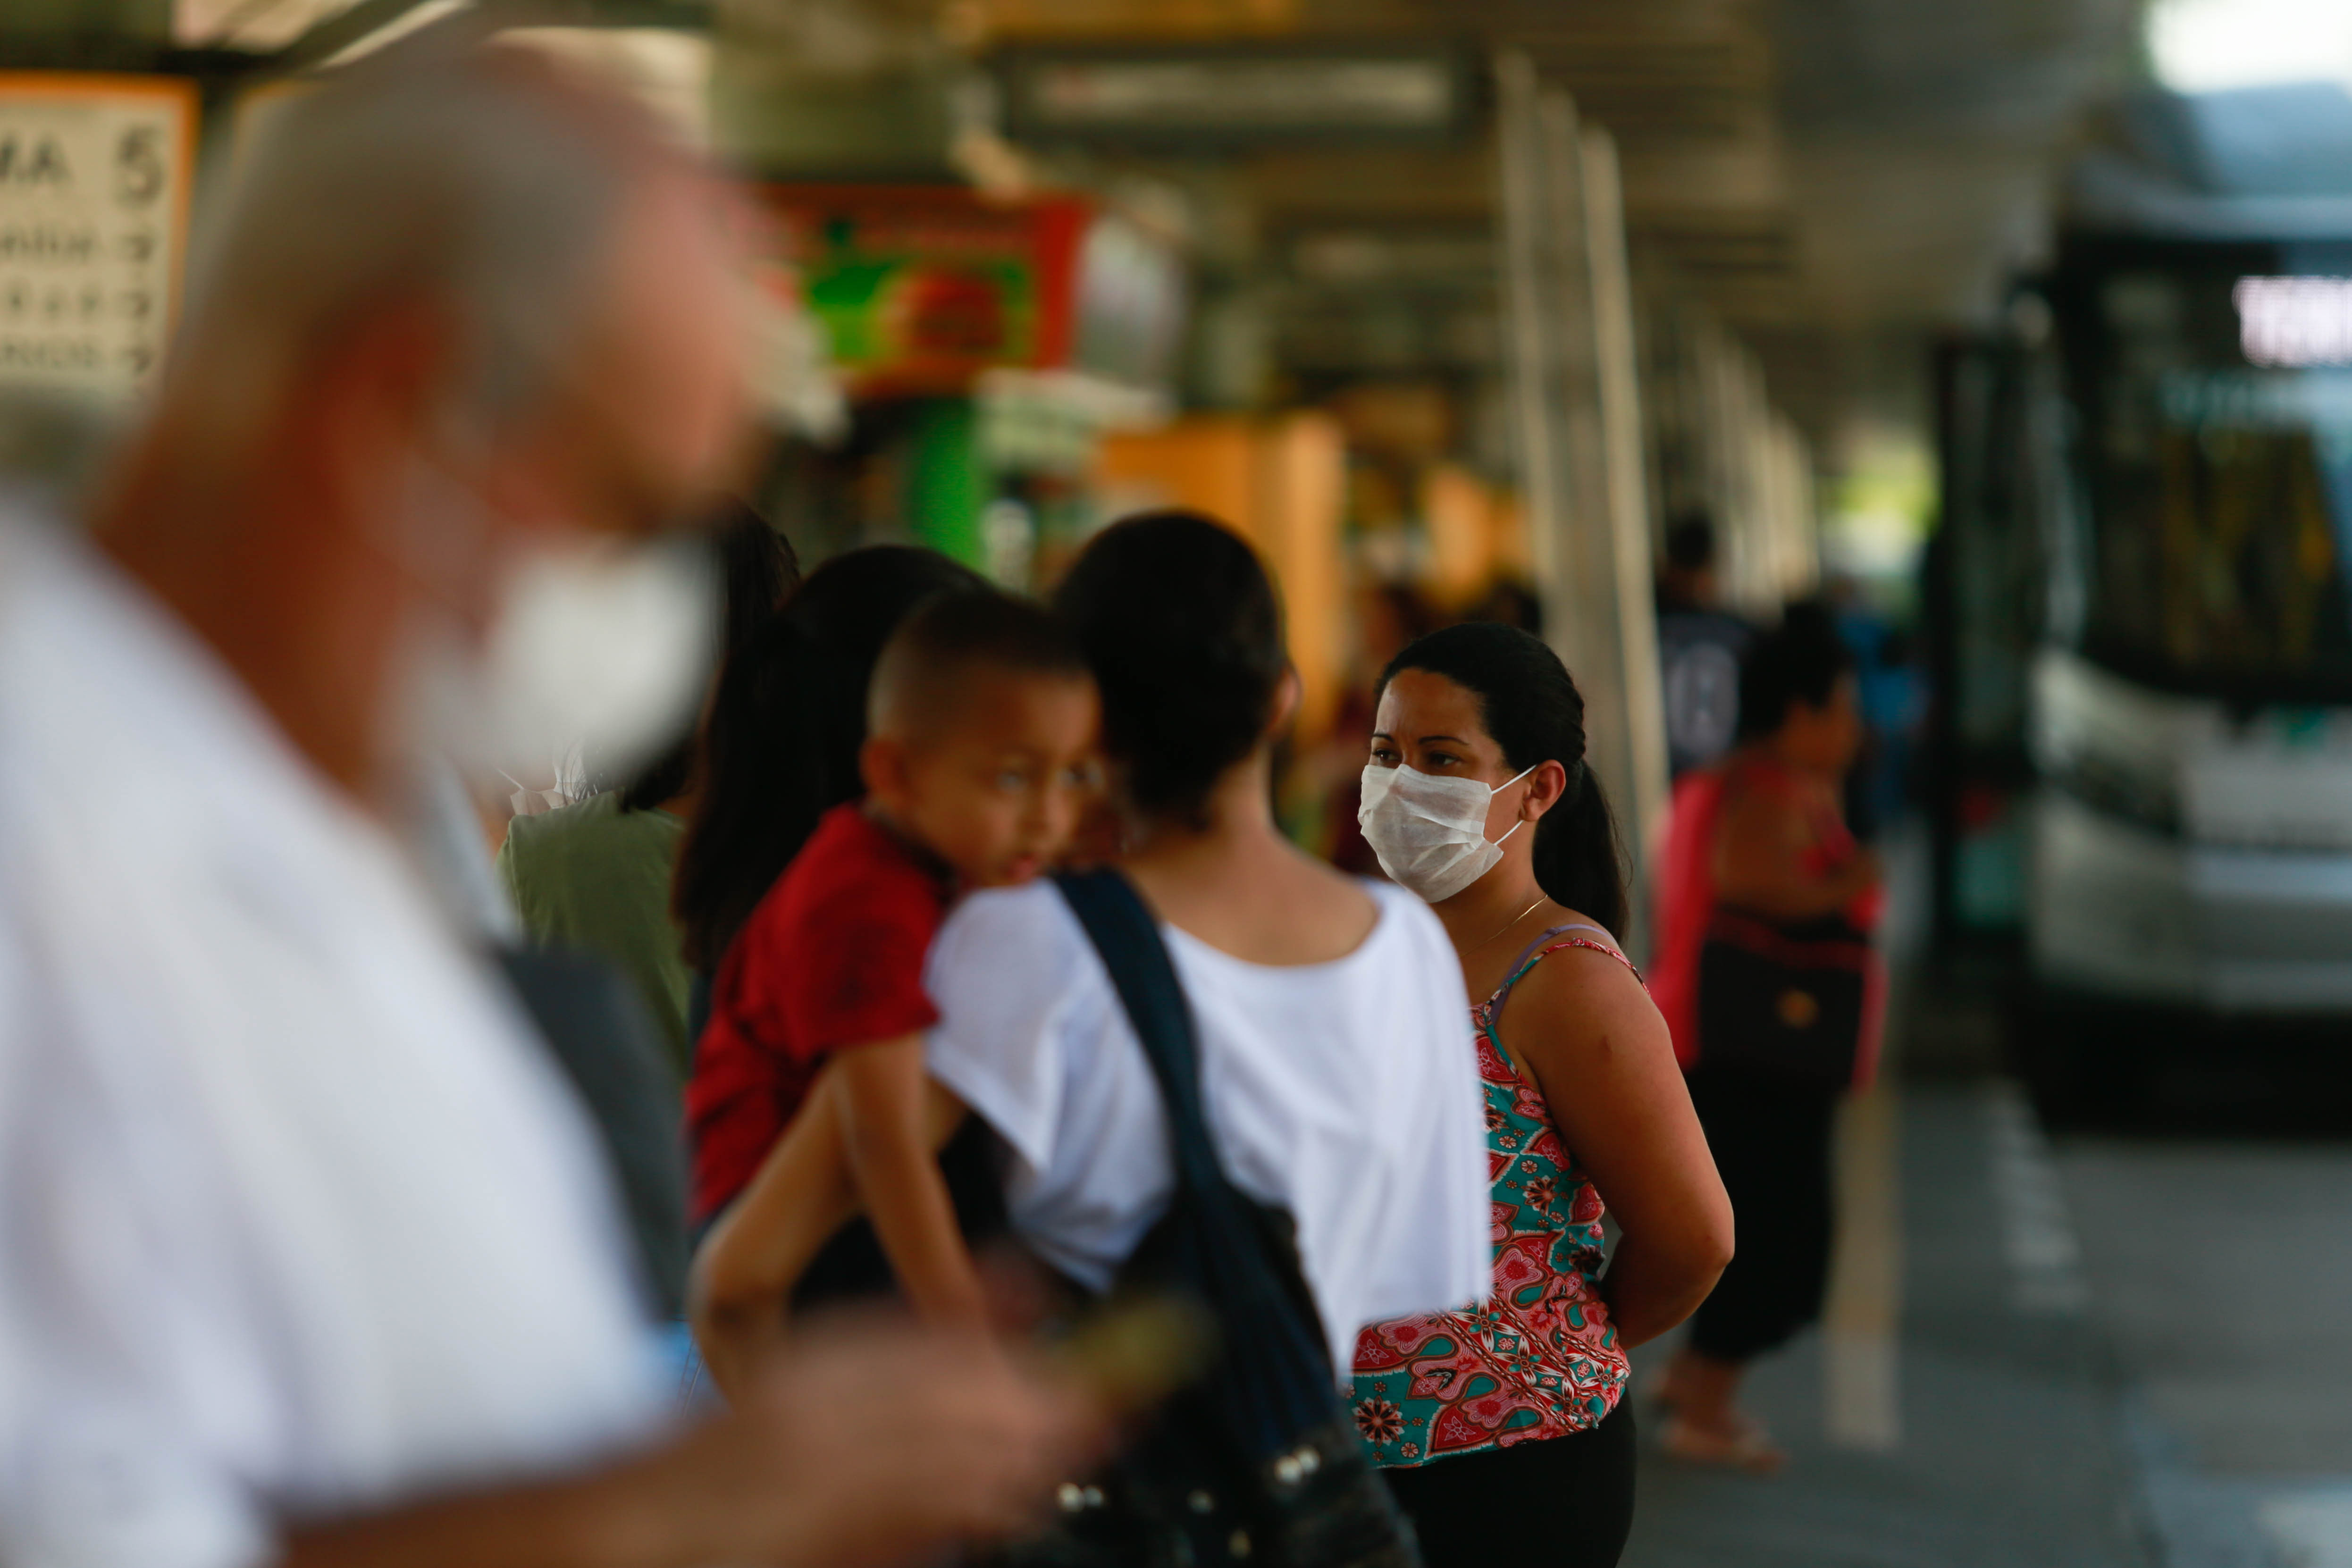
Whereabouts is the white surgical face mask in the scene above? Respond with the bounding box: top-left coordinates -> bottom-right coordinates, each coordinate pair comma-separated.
389,470 -> 716,794
1357,761 -> 1537,904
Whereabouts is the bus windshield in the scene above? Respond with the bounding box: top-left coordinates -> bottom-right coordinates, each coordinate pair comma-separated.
2058,235 -> 2352,700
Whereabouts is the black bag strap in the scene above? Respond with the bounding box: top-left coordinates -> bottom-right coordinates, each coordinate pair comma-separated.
1056,868 -> 1226,1200
1054,868 -> 1336,1453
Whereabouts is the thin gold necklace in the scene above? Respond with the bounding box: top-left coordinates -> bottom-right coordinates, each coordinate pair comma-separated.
1470,893 -> 1551,956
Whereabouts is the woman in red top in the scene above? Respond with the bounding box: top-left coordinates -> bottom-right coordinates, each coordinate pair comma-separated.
1650,609 -> 1882,1471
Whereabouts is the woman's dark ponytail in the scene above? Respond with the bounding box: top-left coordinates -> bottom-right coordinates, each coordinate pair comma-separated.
672,614 -> 838,970
614,498 -> 802,815
1531,759 -> 1629,941
1378,621 -> 1630,940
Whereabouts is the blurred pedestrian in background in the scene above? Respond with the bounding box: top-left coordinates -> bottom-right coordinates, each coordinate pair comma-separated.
500,496 -> 799,1075
1350,621 -> 1731,1568
1655,510 -> 1755,780
1648,609 -> 1883,1471
0,41 -> 1099,1568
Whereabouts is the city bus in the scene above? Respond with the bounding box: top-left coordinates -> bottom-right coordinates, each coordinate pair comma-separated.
2004,220 -> 2352,1100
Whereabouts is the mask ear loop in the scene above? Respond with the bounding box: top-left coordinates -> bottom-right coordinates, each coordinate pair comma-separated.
1487,763 -> 1540,847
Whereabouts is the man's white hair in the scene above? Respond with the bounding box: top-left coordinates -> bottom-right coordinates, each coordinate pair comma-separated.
175,40 -> 689,448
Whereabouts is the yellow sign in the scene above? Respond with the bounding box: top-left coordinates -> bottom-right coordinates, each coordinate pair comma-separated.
0,74 -> 198,401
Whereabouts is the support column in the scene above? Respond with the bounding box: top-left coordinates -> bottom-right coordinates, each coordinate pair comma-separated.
1496,51 -> 1670,954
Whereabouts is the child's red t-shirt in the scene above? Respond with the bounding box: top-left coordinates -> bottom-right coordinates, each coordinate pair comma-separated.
687,803 -> 950,1224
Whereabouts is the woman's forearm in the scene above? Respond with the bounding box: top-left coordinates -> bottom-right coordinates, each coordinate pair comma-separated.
1712,786 -> 1880,922
1599,1229 -> 1731,1349
1505,958 -> 1736,1353
691,1285 -> 790,1407
689,1078 -> 861,1401
1712,846 -> 1872,921
837,1040 -> 989,1329
1719,854 -> 1878,922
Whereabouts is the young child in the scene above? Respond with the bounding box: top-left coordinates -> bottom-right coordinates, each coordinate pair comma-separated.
688,588 -> 1098,1389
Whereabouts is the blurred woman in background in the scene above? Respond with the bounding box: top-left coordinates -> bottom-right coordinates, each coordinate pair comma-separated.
1649,608 -> 1882,1471
1351,622 -> 1731,1568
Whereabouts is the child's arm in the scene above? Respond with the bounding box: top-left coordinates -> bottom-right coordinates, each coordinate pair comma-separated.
832,1033 -> 987,1332
689,1067 -> 862,1401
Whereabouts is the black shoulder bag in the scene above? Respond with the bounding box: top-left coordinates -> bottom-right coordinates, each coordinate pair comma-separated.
992,869 -> 1421,1568
1695,905 -> 1871,1087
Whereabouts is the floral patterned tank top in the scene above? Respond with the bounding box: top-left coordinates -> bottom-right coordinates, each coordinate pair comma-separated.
1349,925 -> 1633,1467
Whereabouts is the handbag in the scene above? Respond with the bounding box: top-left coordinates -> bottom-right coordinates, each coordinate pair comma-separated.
988,869 -> 1422,1568
1695,906 -> 1870,1087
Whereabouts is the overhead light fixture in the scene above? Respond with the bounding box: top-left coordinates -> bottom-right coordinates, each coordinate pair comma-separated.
995,44 -> 1474,148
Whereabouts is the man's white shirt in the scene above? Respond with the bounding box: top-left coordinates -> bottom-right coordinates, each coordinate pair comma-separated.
0,516 -> 662,1568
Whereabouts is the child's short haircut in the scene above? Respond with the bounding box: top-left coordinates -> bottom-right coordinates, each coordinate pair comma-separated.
867,588 -> 1092,738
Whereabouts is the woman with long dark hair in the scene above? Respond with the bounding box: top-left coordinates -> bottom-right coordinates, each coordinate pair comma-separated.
678,544 -> 982,1227
1350,621 -> 1732,1568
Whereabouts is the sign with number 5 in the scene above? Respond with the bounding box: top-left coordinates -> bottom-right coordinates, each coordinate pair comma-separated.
0,74 -> 197,402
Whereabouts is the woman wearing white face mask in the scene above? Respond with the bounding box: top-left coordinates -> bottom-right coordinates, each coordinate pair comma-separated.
1349,622 -> 1733,1568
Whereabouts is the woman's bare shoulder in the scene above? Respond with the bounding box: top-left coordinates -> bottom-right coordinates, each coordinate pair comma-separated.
1504,928 -> 1667,1054
1273,843 -> 1383,954
1284,838 -> 1380,904
1136,839 -> 1381,966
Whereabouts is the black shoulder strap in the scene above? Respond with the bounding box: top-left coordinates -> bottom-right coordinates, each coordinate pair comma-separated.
1054,868 -> 1339,1453
1052,868 -> 1225,1199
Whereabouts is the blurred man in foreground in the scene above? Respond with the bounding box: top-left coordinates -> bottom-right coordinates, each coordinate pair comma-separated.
0,42 -> 1093,1568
